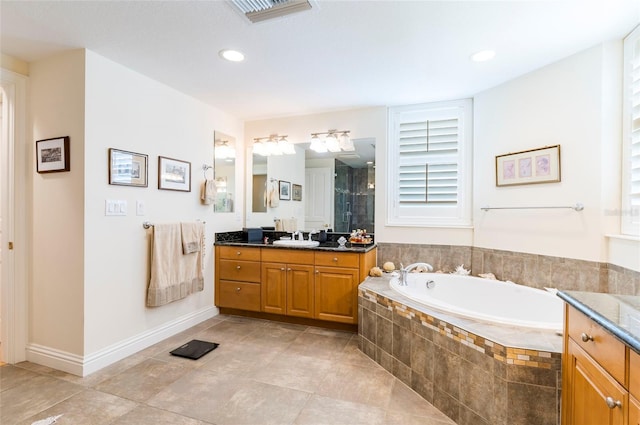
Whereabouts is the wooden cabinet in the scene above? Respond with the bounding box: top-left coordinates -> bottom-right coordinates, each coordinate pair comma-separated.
215,246 -> 262,312
630,396 -> 640,425
314,265 -> 359,323
631,350 -> 640,425
215,244 -> 376,325
562,305 -> 635,425
261,249 -> 315,318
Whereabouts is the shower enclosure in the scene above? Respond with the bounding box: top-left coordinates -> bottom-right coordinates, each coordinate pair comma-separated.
333,159 -> 375,233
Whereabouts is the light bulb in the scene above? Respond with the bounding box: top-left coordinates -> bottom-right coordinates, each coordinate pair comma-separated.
325,133 -> 340,152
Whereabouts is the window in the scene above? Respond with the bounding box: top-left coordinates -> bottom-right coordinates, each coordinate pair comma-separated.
387,99 -> 472,227
623,25 -> 640,237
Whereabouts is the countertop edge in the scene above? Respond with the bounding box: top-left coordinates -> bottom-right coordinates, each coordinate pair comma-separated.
557,290 -> 640,354
214,241 -> 377,253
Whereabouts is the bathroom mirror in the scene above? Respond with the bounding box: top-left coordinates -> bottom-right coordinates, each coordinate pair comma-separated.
213,131 -> 236,213
246,138 -> 375,232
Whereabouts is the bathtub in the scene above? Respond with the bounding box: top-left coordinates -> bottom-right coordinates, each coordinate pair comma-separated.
389,272 -> 564,330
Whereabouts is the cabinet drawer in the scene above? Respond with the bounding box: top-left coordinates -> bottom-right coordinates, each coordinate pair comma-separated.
217,280 -> 261,311
631,349 -> 640,399
218,259 -> 261,283
262,248 -> 314,265
567,306 -> 626,385
315,252 -> 359,268
218,246 -> 261,261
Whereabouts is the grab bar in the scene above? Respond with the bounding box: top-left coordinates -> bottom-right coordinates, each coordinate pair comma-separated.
481,203 -> 584,212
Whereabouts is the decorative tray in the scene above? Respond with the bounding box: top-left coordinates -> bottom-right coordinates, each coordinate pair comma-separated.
349,238 -> 373,245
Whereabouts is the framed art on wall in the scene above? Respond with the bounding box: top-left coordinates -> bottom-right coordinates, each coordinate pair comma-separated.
495,145 -> 561,187
158,156 -> 191,192
292,183 -> 302,201
109,148 -> 148,187
36,136 -> 70,173
279,180 -> 291,200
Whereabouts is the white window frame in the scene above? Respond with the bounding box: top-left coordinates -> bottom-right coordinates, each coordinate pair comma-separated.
387,99 -> 473,227
622,25 -> 640,237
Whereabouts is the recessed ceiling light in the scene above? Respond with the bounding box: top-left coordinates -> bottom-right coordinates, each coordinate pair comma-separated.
219,49 -> 245,62
470,50 -> 496,62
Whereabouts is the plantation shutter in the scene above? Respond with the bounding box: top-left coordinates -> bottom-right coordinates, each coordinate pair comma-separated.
624,25 -> 640,235
398,118 -> 459,204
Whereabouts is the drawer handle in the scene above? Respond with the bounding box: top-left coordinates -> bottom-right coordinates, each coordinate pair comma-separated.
333,257 -> 338,262
605,397 -> 622,409
236,265 -> 241,270
580,333 -> 594,343
236,251 -> 241,256
236,287 -> 241,292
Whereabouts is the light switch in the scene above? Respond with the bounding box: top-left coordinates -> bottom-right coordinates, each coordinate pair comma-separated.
105,199 -> 127,216
136,200 -> 146,216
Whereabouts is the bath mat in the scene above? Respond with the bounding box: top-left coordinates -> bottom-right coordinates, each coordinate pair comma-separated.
170,339 -> 219,360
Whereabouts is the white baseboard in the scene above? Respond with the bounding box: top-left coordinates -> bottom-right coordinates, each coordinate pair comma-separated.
26,306 -> 219,376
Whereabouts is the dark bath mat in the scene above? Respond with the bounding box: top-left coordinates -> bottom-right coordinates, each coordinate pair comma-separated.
170,339 -> 219,360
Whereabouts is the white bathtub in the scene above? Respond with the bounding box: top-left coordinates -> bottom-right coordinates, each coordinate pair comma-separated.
389,272 -> 564,330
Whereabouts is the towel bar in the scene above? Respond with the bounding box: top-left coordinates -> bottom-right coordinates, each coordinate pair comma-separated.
143,221 -> 206,229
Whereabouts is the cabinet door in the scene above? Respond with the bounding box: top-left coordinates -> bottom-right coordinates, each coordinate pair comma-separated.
314,266 -> 359,324
566,340 -> 627,425
630,396 -> 640,425
262,263 -> 286,315
287,264 -> 315,318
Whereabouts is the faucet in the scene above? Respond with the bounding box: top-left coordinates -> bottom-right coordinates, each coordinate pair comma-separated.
296,230 -> 304,241
399,262 -> 434,286
308,230 -> 317,241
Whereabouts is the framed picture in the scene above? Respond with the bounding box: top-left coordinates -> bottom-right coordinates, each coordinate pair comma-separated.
495,145 -> 561,187
292,183 -> 302,201
158,156 -> 191,192
36,136 -> 70,173
109,148 -> 148,187
279,180 -> 291,200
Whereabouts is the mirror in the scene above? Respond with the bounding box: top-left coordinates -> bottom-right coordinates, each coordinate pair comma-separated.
213,131 -> 236,213
247,138 -> 375,232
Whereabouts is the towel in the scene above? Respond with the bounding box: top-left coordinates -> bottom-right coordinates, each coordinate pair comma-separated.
201,179 -> 216,205
181,222 -> 202,254
147,223 -> 204,307
282,218 -> 297,232
268,180 -> 279,208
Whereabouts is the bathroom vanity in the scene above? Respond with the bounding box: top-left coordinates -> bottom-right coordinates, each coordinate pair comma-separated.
558,291 -> 640,425
214,237 -> 377,330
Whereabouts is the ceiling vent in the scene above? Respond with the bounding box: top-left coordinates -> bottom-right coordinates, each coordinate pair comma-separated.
230,0 -> 312,23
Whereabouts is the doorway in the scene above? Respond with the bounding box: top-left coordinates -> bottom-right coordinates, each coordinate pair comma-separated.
1,68 -> 28,365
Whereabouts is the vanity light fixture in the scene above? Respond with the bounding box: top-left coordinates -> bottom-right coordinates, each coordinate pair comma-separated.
470,49 -> 496,62
219,49 -> 245,62
309,130 -> 354,153
253,134 -> 296,156
215,140 -> 236,160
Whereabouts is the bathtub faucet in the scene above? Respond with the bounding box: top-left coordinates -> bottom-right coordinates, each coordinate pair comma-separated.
399,262 -> 434,286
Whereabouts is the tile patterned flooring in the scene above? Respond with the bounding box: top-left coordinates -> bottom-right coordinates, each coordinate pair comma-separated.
0,315 -> 455,425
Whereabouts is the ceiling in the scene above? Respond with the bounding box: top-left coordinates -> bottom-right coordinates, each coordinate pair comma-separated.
1,0 -> 639,121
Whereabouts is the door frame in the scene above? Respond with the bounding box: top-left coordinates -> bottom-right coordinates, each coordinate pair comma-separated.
1,68 -> 29,364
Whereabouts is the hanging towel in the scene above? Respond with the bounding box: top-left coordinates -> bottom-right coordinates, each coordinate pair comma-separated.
181,221 -> 202,254
268,180 -> 279,208
201,179 -> 216,205
147,223 -> 204,307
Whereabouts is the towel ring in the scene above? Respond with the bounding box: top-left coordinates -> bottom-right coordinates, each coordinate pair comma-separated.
202,164 -> 213,180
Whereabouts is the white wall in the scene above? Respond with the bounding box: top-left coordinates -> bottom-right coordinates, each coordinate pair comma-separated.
30,50 -> 86,356
83,50 -> 243,357
27,49 -> 244,374
473,42 -> 624,262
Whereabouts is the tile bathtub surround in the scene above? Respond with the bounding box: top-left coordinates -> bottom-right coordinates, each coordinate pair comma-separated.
358,283 -> 562,425
0,315 -> 456,425
377,242 -> 640,295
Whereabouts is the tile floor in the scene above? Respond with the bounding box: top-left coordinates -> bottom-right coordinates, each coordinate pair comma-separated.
0,315 -> 456,425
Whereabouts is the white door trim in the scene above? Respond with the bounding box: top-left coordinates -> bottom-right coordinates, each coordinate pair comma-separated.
1,68 -> 29,364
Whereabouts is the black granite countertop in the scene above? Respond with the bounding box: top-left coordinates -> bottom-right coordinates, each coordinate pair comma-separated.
214,239 -> 377,253
557,290 -> 640,354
